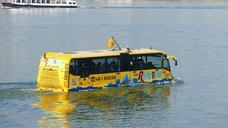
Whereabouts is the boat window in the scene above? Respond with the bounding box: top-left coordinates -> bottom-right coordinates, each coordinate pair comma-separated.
73,2 -> 75,4
129,55 -> 147,70
62,1 -> 66,4
46,0 -> 50,3
42,0 -> 45,3
22,0 -> 25,3
32,0 -> 35,3
147,54 -> 163,69
69,2 -> 71,4
17,0 -> 20,3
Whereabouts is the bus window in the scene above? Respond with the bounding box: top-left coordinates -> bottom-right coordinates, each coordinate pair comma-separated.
90,58 -> 106,74
107,57 -> 120,72
73,57 -> 121,77
146,55 -> 162,69
130,55 -> 147,70
163,58 -> 170,71
78,59 -> 91,77
69,59 -> 78,75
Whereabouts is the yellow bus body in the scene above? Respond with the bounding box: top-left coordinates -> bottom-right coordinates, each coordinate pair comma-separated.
37,48 -> 176,92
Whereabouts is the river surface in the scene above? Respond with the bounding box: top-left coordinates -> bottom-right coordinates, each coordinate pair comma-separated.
0,0 -> 228,127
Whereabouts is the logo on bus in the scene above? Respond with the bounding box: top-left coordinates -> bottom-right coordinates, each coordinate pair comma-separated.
138,70 -> 163,81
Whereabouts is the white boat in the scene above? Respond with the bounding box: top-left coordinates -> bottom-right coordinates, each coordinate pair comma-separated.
2,0 -> 77,8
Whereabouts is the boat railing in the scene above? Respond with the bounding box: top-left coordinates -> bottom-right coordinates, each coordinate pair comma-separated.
2,0 -> 77,6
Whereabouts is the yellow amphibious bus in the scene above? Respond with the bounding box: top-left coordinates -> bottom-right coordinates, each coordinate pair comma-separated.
37,37 -> 177,92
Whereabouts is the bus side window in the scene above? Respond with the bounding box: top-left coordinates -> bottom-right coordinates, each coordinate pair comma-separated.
91,58 -> 106,74
76,57 -> 120,76
146,55 -> 162,69
78,59 -> 91,77
130,55 -> 146,70
69,59 -> 78,75
107,57 -> 120,72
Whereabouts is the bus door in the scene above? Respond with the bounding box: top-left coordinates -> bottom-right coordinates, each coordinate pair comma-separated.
120,53 -> 134,85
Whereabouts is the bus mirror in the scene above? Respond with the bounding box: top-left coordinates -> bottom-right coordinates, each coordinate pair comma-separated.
167,55 -> 177,66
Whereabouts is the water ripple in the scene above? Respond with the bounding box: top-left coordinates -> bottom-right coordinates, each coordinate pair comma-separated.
79,5 -> 228,10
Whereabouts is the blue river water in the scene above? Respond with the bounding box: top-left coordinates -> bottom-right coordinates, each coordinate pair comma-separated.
0,0 -> 228,127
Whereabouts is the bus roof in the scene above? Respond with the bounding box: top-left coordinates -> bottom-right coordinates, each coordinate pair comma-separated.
44,48 -> 166,61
